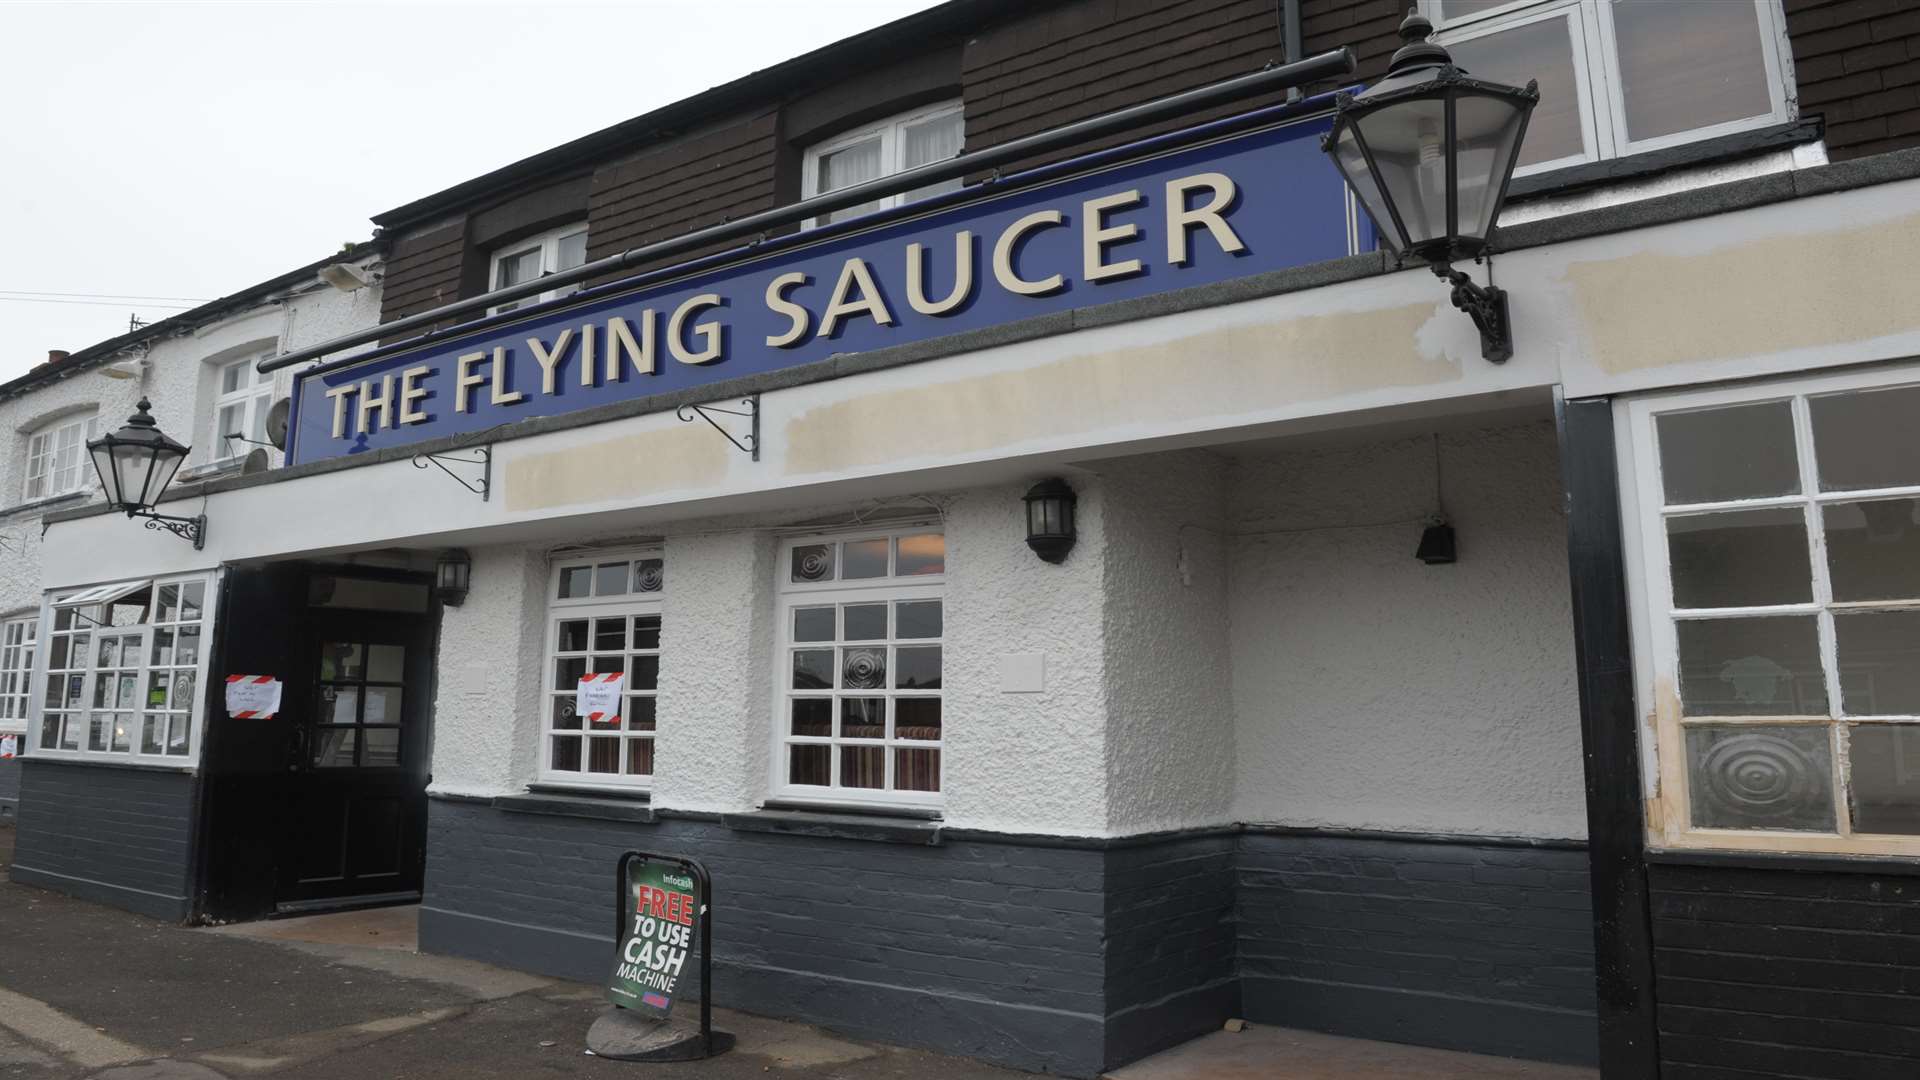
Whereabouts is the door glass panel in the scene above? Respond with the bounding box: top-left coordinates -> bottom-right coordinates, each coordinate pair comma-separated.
1824,499 -> 1920,602
1676,616 -> 1826,716
362,728 -> 400,767
366,645 -> 405,683
320,643 -> 363,681
1657,402 -> 1799,504
1613,0 -> 1774,144
324,687 -> 360,725
363,686 -> 403,725
1666,509 -> 1810,609
1686,725 -> 1834,832
1809,386 -> 1920,492
1447,15 -> 1584,168
1849,724 -> 1920,835
314,728 -> 357,767
1833,610 -> 1920,716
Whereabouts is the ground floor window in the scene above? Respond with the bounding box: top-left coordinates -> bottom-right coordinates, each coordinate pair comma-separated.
775,529 -> 944,804
1626,367 -> 1920,855
0,616 -> 37,723
542,550 -> 663,787
35,575 -> 210,762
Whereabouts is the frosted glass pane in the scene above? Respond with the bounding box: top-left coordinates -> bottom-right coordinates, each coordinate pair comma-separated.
1687,725 -> 1834,832
1614,0 -> 1773,143
1676,616 -> 1825,717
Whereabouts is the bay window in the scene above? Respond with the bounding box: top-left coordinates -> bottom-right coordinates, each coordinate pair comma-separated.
774,529 -> 945,805
35,575 -> 211,763
802,102 -> 965,228
1625,368 -> 1920,854
1427,0 -> 1791,178
542,550 -> 664,787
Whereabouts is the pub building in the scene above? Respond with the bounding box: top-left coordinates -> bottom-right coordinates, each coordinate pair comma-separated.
12,1 -> 1920,1076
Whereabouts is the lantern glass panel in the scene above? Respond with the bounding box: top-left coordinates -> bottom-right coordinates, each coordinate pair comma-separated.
88,443 -> 119,504
1452,89 -> 1530,247
110,444 -> 154,507
142,449 -> 183,508
1351,93 -> 1453,252
1331,124 -> 1403,253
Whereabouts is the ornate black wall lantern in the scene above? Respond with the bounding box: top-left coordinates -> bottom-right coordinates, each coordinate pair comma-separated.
1023,478 -> 1078,564
437,548 -> 473,607
86,398 -> 205,549
1322,10 -> 1538,363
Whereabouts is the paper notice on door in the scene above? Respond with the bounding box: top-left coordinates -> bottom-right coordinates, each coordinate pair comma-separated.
225,675 -> 284,719
577,672 -> 624,726
0,734 -> 16,759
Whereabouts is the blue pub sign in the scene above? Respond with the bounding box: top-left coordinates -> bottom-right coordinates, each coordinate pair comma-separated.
286,97 -> 1369,465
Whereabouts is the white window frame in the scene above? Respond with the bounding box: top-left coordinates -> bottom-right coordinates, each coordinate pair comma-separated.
800,100 -> 965,229
770,527 -> 947,809
29,572 -> 216,766
539,548 -> 665,790
489,222 -> 590,315
1426,0 -> 1794,179
0,615 -> 37,730
211,354 -> 276,464
24,413 -> 100,502
1622,364 -> 1920,858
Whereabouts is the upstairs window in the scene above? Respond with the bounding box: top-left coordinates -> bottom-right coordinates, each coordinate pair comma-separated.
803,102 -> 965,227
1426,0 -> 1791,178
24,413 -> 99,502
490,223 -> 589,314
213,355 -> 275,464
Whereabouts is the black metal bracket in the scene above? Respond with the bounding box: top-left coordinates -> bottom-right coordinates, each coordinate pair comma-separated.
676,395 -> 759,461
133,511 -> 206,550
1431,262 -> 1513,364
412,446 -> 491,501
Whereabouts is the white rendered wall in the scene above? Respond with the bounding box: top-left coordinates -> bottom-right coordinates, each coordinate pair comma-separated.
429,543 -> 550,797
1228,422 -> 1587,840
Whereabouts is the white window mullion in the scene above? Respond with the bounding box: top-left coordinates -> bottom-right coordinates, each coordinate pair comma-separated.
1792,396 -> 1851,839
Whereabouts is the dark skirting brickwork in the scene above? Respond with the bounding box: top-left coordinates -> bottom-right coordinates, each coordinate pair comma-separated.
0,756 -> 18,818
1237,831 -> 1600,1065
8,759 -> 197,921
1104,834 -> 1240,1067
1650,856 -> 1920,1079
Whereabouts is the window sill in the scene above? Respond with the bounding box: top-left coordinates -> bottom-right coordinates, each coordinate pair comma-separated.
1647,845 -> 1920,878
494,791 -> 656,824
1505,118 -> 1824,204
19,753 -> 197,775
723,807 -> 943,846
0,490 -> 91,519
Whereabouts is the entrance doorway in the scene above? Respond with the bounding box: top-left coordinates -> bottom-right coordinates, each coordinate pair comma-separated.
196,565 -> 438,922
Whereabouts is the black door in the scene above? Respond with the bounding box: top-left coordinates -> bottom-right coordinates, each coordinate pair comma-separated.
276,607 -> 434,910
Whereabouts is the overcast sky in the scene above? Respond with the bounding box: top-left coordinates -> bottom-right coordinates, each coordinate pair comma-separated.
0,0 -> 945,380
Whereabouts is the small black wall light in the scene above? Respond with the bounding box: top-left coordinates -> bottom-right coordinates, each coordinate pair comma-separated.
1322,10 -> 1539,363
1023,478 -> 1078,564
1416,517 -> 1457,565
86,398 -> 206,549
437,548 -> 473,606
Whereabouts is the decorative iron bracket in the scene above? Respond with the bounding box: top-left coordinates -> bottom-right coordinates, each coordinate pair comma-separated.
134,511 -> 206,550
676,394 -> 760,461
1431,262 -> 1512,364
412,446 -> 492,501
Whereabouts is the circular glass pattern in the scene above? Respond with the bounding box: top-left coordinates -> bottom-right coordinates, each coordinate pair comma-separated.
633,559 -> 665,593
792,544 -> 833,583
1686,726 -> 1833,831
842,648 -> 887,690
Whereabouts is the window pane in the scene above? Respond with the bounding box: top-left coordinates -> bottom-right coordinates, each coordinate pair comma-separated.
156,584 -> 179,623
791,544 -> 835,583
817,137 -> 884,223
367,644 -> 405,683
151,629 -> 174,667
627,696 -> 657,732
628,738 -> 655,777
551,734 -> 581,771
843,539 -> 889,579
558,566 -> 593,599
841,647 -> 887,691
896,748 -> 941,792
841,746 -> 884,789
1613,0 -> 1773,144
1834,611 -> 1920,716
1447,15 -> 1585,168
633,615 -> 661,650
552,695 -> 581,731
633,559 -> 664,593
1656,402 -> 1799,505
110,713 -> 133,752
1824,500 -> 1920,602
556,229 -> 588,272
222,362 -> 242,395
495,246 -> 541,290
843,603 -> 886,642
842,697 -> 886,739
792,698 -> 832,736
789,745 -> 830,786
895,646 -> 942,690
175,627 -> 200,667
558,620 -> 588,652
555,656 -> 587,688
901,111 -> 965,203
1677,616 -> 1825,716
1809,386 -> 1920,492
172,672 -> 196,713
142,715 -> 165,755
595,563 -> 629,597
793,606 -> 836,643
1848,724 -> 1920,835
167,715 -> 191,756
895,600 -> 943,641
896,534 -> 945,576
1665,508 -> 1810,609
1686,725 -> 1834,832
181,582 -> 204,621
594,617 -> 626,652
630,655 -> 660,693
896,697 -> 942,740
588,737 -> 620,774
793,649 -> 834,690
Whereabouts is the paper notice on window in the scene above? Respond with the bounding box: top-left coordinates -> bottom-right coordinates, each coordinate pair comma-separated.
577,673 -> 624,726
225,675 -> 284,719
0,734 -> 16,760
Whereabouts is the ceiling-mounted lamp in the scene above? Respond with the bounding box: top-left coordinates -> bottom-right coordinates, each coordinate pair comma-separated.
1416,517 -> 1456,565
1322,10 -> 1539,363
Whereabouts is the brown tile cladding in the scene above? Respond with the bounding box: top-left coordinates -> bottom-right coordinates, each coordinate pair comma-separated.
378,219 -> 466,340
1788,0 -> 1920,160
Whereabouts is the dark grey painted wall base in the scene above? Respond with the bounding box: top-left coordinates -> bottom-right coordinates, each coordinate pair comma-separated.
422,799 -> 1597,1076
8,760 -> 196,923
0,756 -> 18,818
7,862 -> 190,922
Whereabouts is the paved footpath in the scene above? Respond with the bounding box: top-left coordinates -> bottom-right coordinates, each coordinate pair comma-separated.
0,825 -> 1023,1080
